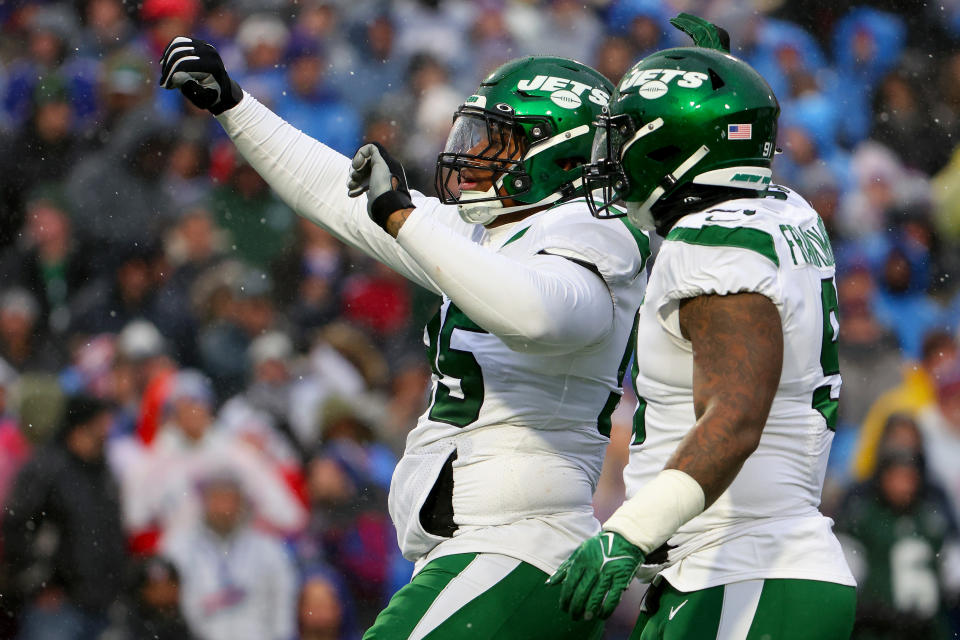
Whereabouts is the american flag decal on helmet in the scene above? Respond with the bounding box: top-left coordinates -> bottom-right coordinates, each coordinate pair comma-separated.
728,124 -> 752,140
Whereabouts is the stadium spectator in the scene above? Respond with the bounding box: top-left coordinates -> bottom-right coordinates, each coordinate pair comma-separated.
271,219 -> 347,342
0,288 -> 63,373
285,331 -> 369,450
795,164 -> 845,246
90,51 -> 151,143
2,395 -> 125,640
852,330 -> 958,481
233,14 -> 289,103
69,243 -> 167,336
391,0 -> 473,84
831,8 -> 907,146
123,369 -> 306,547
774,91 -> 850,200
917,361 -> 960,521
77,0 -> 135,58
207,155 -> 296,270
871,238 -> 947,359
390,53 -> 463,183
0,193 -> 91,337
162,130 -> 213,210
837,265 -> 903,430
340,260 -> 413,349
0,359 -> 27,510
604,0 -> 674,58
466,4 -> 518,80
334,13 -> 405,116
103,555 -> 196,640
836,417 -> 960,639
0,77 -> 81,233
290,0 -> 357,78
517,0 -> 603,65
219,330 -> 308,469
872,67 -> 954,175
65,112 -> 174,254
105,320 -> 176,479
274,37 -> 361,156
297,568 -> 357,640
747,18 -> 827,104
2,6 -> 98,131
163,471 -> 298,640
297,438 -> 396,627
593,35 -> 637,84
197,266 -> 286,397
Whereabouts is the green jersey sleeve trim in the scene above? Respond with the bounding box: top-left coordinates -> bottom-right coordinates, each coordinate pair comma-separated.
597,308 -> 641,437
666,225 -> 779,267
619,218 -> 651,268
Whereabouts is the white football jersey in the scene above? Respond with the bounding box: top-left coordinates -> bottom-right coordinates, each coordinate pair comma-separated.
624,185 -> 855,590
214,94 -> 650,575
392,199 -> 649,574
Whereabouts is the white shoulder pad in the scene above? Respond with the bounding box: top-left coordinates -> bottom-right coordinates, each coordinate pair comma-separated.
656,197 -> 785,306
529,200 -> 651,284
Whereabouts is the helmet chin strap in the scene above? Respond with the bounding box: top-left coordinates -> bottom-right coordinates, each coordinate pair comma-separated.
627,145 -> 710,232
457,188 -> 541,225
626,193 -> 661,231
457,181 -> 580,225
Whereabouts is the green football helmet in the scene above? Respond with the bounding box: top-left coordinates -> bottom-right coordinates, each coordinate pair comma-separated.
435,56 -> 614,225
585,42 -> 780,230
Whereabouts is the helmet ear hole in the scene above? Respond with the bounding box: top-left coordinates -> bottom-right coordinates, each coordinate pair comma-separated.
554,156 -> 587,170
646,145 -> 681,162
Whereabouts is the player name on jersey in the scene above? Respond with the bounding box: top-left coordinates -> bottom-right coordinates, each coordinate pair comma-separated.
778,217 -> 835,268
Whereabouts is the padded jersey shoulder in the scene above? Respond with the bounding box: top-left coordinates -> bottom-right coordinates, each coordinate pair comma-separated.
521,198 -> 651,284
665,184 -> 829,270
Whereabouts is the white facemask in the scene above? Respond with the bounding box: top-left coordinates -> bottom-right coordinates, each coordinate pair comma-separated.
457,187 -> 568,226
457,189 -> 502,225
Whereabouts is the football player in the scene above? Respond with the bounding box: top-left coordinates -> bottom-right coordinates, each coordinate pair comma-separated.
159,39 -> 649,639
547,15 -> 857,639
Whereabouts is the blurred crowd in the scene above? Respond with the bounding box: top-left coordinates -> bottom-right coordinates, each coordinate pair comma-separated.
1,0 -> 960,638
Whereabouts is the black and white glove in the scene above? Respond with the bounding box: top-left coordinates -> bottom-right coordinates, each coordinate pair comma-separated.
159,36 -> 242,115
347,143 -> 414,231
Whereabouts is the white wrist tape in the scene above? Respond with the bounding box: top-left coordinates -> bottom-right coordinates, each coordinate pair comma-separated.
602,469 -> 706,554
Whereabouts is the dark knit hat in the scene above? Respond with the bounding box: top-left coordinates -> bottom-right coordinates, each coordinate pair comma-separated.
58,394 -> 111,440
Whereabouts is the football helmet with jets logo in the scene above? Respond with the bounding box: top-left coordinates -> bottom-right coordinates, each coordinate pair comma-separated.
585,15 -> 780,232
435,56 -> 614,225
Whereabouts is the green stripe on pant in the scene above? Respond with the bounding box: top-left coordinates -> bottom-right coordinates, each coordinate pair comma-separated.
364,553 -> 604,639
631,578 -> 856,639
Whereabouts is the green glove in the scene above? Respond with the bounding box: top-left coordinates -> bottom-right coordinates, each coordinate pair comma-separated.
546,530 -> 645,621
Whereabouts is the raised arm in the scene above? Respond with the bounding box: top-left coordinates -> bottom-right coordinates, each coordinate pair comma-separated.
217,95 -> 457,293
158,37 -> 447,293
